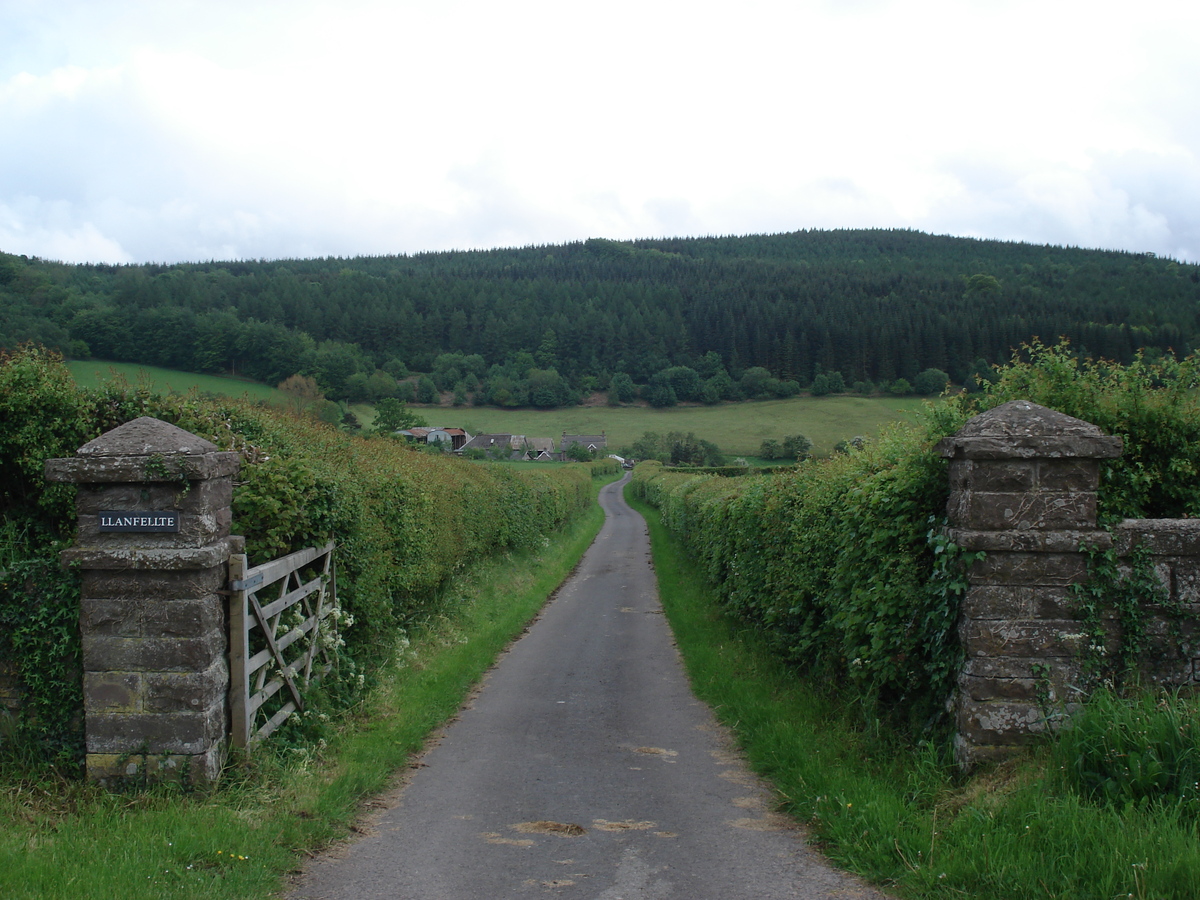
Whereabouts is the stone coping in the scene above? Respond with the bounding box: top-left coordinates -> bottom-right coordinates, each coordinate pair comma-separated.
46,451 -> 240,484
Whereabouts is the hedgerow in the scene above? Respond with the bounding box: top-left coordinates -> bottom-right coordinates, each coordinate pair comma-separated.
633,339 -> 1200,731
632,422 -> 967,731
0,345 -> 595,767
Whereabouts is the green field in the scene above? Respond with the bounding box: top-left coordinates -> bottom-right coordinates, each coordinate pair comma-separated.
379,396 -> 927,457
66,360 -> 284,404
62,361 -> 926,457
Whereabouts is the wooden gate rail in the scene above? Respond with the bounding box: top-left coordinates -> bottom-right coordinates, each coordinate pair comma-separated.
228,540 -> 336,749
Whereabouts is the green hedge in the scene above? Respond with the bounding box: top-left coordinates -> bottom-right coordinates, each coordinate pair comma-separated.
631,423 -> 965,731
632,340 -> 1200,731
0,346 -> 595,765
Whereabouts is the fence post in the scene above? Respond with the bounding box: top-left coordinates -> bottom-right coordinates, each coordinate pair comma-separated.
227,550 -> 250,749
936,400 -> 1123,770
45,417 -> 241,785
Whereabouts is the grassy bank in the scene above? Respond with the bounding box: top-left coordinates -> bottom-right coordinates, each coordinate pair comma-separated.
627,486 -> 1200,900
0,477 -> 615,900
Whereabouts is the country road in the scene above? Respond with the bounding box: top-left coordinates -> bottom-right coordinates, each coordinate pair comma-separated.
289,473 -> 889,899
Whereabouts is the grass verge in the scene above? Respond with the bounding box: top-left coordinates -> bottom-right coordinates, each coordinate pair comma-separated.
0,478 -> 615,900
626,486 -> 1200,900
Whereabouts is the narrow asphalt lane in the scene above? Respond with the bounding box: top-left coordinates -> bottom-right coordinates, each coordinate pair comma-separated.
289,474 -> 889,899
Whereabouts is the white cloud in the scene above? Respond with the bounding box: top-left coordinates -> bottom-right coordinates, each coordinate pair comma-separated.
1,0 -> 1199,263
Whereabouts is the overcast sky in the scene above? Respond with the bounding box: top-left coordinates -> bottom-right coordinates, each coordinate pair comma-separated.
2,0 -> 1198,265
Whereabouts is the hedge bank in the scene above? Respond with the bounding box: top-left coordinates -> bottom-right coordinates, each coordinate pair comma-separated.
0,345 -> 606,765
632,340 -> 1200,731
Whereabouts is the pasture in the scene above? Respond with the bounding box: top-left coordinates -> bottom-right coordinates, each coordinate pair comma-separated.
66,360 -> 284,404
393,395 -> 927,457
61,361 -> 928,457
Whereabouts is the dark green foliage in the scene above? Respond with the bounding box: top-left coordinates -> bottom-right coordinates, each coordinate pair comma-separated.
373,398 -> 425,434
782,434 -> 813,459
0,538 -> 83,767
760,434 -> 812,460
632,341 -> 1200,731
608,372 -> 636,403
911,368 -> 950,395
564,442 -> 593,462
624,431 -> 724,467
415,375 -> 438,404
810,372 -> 845,396
1053,688 -> 1200,814
0,346 -> 595,768
660,366 -> 702,402
3,230 -> 1197,409
644,372 -> 678,407
964,339 -> 1200,519
758,439 -> 782,459
632,416 -> 973,731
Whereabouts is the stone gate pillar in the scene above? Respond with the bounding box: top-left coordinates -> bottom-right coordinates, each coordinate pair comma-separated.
936,400 -> 1123,769
46,417 -> 241,784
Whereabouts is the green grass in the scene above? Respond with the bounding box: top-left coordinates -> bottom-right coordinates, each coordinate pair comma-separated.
62,365 -> 920,457
0,478 -> 616,900
363,395 -> 925,457
627,485 -> 1200,900
66,360 -> 284,404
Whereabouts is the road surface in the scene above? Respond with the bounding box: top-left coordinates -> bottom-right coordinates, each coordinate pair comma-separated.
289,474 -> 889,899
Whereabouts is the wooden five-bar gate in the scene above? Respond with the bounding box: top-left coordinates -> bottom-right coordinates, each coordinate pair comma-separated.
227,541 -> 337,748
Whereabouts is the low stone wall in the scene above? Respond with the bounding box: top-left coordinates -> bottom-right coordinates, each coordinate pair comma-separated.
942,400 -> 1200,769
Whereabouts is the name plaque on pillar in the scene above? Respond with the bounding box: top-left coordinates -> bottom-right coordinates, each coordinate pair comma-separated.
98,510 -> 181,533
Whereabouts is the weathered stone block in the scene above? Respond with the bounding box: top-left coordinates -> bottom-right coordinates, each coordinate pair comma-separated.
1030,586 -> 1080,619
143,597 -> 224,639
82,633 -> 224,673
86,747 -> 224,785
81,566 -> 226,602
1115,520 -> 1200,557
954,733 -> 1026,770
956,699 -> 1048,745
74,483 -> 185,515
144,663 -> 227,713
961,491 -> 1096,531
1037,459 -> 1100,491
961,619 -> 1086,658
61,540 -> 237,571
0,666 -> 21,712
970,551 -> 1089,586
961,585 -> 1030,619
83,672 -> 143,712
80,598 -> 143,637
960,673 -> 1038,701
961,655 -> 1085,686
1172,560 -> 1200,605
949,528 -> 1110,553
189,476 -> 233,512
85,706 -> 224,754
970,461 -> 1038,493
47,449 -> 240,485
947,459 -> 972,492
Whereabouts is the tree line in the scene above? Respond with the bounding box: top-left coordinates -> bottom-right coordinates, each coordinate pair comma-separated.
1,229 -> 1197,408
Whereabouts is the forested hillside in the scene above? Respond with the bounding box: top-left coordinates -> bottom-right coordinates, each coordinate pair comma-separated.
2,229 -> 1197,407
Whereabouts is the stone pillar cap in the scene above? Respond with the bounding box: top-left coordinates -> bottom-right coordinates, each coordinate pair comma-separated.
77,416 -> 218,457
45,417 -> 239,483
937,400 -> 1123,460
